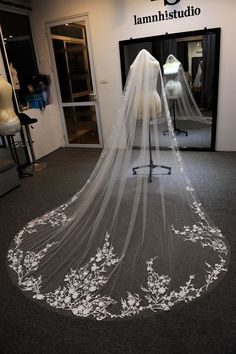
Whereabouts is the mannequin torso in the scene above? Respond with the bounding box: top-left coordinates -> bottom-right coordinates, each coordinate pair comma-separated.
163,58 -> 182,100
0,75 -> 20,135
131,59 -> 162,119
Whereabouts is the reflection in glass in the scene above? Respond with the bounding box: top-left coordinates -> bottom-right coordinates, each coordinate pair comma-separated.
119,29 -> 220,150
52,23 -> 92,103
0,10 -> 38,109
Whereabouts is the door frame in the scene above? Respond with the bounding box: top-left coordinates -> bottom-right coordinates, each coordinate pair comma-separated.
46,13 -> 103,148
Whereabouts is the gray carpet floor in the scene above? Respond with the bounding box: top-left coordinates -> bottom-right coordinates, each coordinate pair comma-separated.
0,147 -> 236,354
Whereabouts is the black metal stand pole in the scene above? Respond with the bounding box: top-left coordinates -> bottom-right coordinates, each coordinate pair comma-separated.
163,100 -> 188,136
172,100 -> 188,136
132,120 -> 171,182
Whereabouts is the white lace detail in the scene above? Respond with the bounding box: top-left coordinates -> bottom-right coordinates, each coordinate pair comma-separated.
6,50 -> 229,321
8,224 -> 228,320
171,223 -> 228,255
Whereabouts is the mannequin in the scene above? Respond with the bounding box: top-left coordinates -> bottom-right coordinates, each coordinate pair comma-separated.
163,54 -> 206,126
9,63 -> 20,90
130,57 -> 171,179
163,54 -> 187,136
163,55 -> 183,100
0,75 -> 20,136
131,60 -> 162,119
163,54 -> 181,75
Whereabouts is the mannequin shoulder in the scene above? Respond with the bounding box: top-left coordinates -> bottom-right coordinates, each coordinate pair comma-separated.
163,61 -> 180,75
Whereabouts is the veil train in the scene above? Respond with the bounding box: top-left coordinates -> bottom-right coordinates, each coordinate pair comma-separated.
7,50 -> 229,320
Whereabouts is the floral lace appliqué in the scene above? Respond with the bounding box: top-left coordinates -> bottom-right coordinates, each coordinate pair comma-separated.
8,227 -> 228,320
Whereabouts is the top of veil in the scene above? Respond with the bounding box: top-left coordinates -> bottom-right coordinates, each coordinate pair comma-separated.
163,54 -> 181,74
125,49 -> 164,121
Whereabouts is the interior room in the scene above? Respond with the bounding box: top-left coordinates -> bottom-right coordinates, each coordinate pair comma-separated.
0,0 -> 236,353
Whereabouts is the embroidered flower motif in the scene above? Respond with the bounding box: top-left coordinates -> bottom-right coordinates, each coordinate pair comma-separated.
12,204 -> 72,249
8,242 -> 57,283
171,222 -> 228,255
7,222 -> 228,320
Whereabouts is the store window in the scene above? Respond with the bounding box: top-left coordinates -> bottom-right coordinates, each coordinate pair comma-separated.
0,9 -> 39,110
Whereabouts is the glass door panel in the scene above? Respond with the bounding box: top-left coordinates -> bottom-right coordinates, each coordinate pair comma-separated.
63,106 -> 99,144
52,39 -> 93,103
48,18 -> 103,147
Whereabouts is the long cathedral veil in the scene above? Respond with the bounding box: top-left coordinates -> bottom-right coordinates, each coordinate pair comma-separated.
7,50 -> 229,320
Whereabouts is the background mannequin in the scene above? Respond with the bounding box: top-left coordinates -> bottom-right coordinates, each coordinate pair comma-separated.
163,54 -> 206,125
163,54 -> 187,135
0,75 -> 20,136
163,54 -> 183,100
9,63 -> 20,91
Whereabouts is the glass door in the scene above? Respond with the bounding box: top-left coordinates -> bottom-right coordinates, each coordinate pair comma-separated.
47,17 -> 103,147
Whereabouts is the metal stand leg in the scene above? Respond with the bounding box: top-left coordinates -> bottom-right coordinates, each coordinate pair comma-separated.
132,122 -> 171,183
6,135 -> 32,178
23,124 -> 47,173
163,100 -> 188,136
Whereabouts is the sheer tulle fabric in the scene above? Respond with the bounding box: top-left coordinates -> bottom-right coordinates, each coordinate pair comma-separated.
7,50 -> 229,320
163,54 -> 210,123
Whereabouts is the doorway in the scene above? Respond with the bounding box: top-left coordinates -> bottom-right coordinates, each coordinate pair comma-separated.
47,16 -> 103,147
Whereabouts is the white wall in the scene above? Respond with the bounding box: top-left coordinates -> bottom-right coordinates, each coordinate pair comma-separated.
30,0 -> 236,152
25,105 -> 63,159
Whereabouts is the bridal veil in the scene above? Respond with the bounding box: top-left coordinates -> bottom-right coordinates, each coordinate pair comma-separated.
163,54 -> 210,123
7,49 -> 229,320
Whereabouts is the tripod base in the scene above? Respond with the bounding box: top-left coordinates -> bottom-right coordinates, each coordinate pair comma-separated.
132,162 -> 171,183
24,162 -> 47,174
175,128 -> 188,136
163,128 -> 188,136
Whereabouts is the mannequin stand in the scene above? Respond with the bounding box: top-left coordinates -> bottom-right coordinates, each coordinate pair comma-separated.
132,122 -> 171,183
163,101 -> 188,136
6,135 -> 32,178
18,113 -> 47,173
